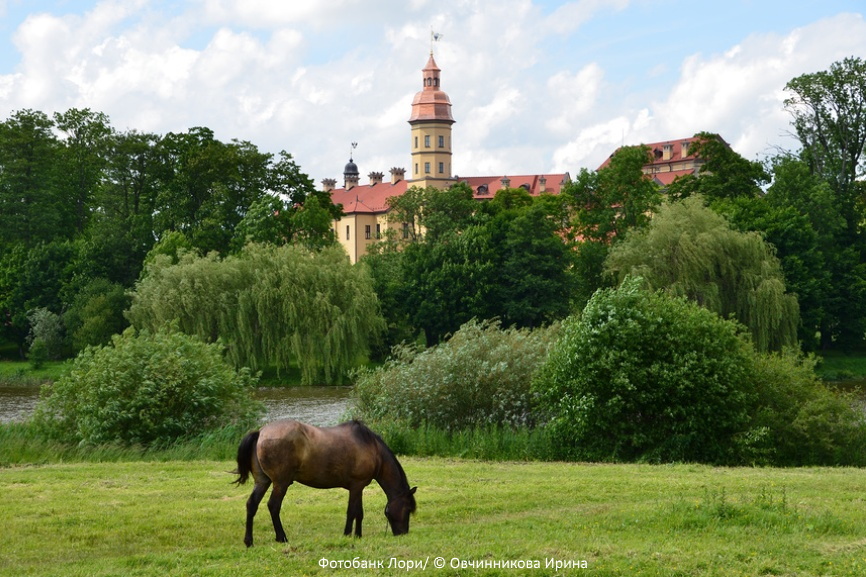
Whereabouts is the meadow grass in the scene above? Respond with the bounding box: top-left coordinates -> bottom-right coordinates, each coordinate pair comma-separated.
0,360 -> 69,385
1,458 -> 865,576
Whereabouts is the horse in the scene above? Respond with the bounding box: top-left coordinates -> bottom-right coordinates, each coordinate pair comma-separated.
233,419 -> 417,547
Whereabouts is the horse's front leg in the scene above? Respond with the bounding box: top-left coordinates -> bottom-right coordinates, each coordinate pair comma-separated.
267,482 -> 291,544
344,487 -> 364,537
244,480 -> 271,547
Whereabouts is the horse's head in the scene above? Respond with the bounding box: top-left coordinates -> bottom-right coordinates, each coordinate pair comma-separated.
384,486 -> 417,535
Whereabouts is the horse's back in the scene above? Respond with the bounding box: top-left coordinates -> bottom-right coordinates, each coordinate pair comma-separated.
255,420 -> 379,490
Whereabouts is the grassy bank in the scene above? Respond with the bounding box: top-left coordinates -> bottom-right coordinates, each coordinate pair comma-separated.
0,360 -> 69,385
1,458 -> 864,576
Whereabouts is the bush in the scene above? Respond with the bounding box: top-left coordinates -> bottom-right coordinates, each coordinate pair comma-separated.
27,338 -> 49,370
32,327 -> 263,446
352,318 -> 559,430
748,351 -> 866,466
532,277 -> 756,463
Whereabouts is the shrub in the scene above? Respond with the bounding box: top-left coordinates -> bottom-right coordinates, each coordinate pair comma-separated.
748,351 -> 866,466
33,327 -> 263,446
532,277 -> 756,463
352,319 -> 559,430
27,338 -> 49,370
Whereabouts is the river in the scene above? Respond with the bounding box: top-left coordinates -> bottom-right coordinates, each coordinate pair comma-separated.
0,384 -> 354,426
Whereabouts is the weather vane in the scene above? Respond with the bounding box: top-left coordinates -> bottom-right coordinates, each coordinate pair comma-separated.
430,28 -> 442,54
350,141 -> 357,160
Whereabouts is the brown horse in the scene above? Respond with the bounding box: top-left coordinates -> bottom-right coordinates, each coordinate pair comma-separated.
233,419 -> 417,547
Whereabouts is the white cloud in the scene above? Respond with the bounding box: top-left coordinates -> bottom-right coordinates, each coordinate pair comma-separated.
0,1 -> 864,187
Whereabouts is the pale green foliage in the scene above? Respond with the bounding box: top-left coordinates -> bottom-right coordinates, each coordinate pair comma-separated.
127,243 -> 385,384
605,196 -> 799,352
352,319 -> 559,430
26,307 -> 65,360
33,327 -> 263,446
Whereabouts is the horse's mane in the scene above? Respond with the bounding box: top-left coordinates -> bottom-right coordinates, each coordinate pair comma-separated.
346,420 -> 416,511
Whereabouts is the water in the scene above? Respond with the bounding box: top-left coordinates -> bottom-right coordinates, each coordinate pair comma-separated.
0,384 -> 354,426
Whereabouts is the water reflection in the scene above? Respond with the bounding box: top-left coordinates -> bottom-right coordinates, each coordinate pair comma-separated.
0,384 -> 40,423
0,384 -> 355,426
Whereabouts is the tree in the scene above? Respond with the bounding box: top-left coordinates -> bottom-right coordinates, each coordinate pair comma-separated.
0,109 -> 65,247
565,144 -> 661,243
605,196 -> 800,352
127,244 -> 385,384
665,132 -> 769,202
53,108 -> 112,234
153,128 -> 272,255
562,144 -> 661,308
784,56 -> 866,233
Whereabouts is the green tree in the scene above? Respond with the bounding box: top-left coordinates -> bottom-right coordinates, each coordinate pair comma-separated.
153,128 -> 272,255
53,108 -> 112,234
127,244 -> 385,384
605,196 -> 799,352
0,109 -> 65,247
562,144 -> 661,308
784,56 -> 866,232
665,132 -> 769,202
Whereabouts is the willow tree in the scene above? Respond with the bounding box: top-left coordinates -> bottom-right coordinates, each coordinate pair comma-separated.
604,196 -> 799,352
127,244 -> 385,383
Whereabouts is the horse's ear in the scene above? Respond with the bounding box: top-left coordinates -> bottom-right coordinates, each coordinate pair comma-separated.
409,486 -> 417,495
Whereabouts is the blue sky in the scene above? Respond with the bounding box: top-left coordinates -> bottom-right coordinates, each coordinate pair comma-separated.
1,0 -> 864,185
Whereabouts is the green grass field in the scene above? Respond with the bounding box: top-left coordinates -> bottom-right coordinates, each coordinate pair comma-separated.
1,458 -> 864,576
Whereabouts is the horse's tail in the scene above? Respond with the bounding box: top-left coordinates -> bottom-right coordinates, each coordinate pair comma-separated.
233,430 -> 260,485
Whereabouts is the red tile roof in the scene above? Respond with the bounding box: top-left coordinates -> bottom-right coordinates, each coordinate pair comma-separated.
329,180 -> 410,214
458,173 -> 571,198
598,136 -> 704,171
329,173 -> 571,215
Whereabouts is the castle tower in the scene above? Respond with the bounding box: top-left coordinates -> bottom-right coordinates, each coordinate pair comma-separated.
408,52 -> 455,188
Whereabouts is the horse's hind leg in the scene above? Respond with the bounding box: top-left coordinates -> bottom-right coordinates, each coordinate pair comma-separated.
267,482 -> 291,543
244,480 -> 271,548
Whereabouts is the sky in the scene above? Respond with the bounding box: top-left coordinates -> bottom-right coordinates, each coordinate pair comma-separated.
1,0 -> 865,187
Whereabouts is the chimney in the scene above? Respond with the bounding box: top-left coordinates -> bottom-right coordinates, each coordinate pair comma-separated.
663,143 -> 673,161
321,178 -> 337,193
345,174 -> 360,190
681,141 -> 690,157
369,171 -> 384,186
390,167 -> 406,185
539,176 -> 547,193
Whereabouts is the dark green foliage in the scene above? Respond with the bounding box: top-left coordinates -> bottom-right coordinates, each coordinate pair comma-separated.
365,184 -> 575,346
665,132 -> 769,202
533,277 -> 758,463
63,278 -> 130,352
32,327 -> 263,446
532,278 -> 865,465
747,352 -> 866,466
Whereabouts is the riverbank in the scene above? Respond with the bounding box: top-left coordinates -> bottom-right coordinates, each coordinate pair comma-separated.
1,458 -> 864,576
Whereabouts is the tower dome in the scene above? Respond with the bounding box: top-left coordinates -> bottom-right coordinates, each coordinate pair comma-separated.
409,53 -> 454,123
344,157 -> 359,177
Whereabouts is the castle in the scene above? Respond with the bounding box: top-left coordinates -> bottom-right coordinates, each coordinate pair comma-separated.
325,52 -> 571,263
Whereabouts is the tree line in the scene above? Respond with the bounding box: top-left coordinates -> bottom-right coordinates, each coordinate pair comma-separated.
1,57 -> 865,382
